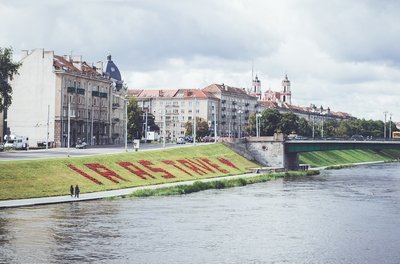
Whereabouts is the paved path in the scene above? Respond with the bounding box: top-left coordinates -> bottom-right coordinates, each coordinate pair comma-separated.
0,172 -> 259,209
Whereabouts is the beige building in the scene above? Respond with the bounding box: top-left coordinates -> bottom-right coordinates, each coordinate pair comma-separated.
130,84 -> 259,139
7,49 -> 126,147
203,84 -> 259,137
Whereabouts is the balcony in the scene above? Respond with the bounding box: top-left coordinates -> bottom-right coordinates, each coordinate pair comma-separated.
232,101 -> 237,105
222,100 -> 226,104
221,114 -> 226,119
221,107 -> 226,111
77,88 -> 85,95
232,108 -> 237,112
92,91 -> 100,97
100,92 -> 108,98
244,110 -> 249,114
232,115 -> 237,119
245,103 -> 250,107
221,121 -> 226,125
112,117 -> 120,123
112,103 -> 120,109
67,87 -> 76,93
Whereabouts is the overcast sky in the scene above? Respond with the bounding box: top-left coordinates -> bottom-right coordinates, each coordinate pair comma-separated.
1,0 -> 399,120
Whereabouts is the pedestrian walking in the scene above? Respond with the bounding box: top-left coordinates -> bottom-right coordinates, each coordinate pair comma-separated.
74,185 -> 80,198
70,185 -> 74,197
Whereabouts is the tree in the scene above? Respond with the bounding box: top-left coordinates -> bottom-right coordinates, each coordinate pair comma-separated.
279,111 -> 299,135
127,97 -> 143,140
145,113 -> 159,133
298,117 -> 312,137
184,117 -> 209,138
260,108 -> 282,136
0,47 -> 21,111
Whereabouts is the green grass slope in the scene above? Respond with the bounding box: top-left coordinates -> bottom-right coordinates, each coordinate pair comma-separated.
300,149 -> 400,168
0,144 -> 258,200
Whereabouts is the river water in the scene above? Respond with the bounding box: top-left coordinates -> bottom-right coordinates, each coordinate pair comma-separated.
1,163 -> 400,264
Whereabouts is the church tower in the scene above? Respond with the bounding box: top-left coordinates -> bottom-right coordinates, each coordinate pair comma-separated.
252,75 -> 262,100
281,74 -> 291,105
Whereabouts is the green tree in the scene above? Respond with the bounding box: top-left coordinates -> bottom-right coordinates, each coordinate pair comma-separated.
184,117 -> 209,138
260,108 -> 282,136
298,117 -> 312,137
246,113 -> 257,136
0,47 -> 21,111
279,111 -> 299,135
127,97 -> 143,140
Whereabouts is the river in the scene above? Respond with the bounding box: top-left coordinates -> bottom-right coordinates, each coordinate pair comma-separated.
1,163 -> 400,264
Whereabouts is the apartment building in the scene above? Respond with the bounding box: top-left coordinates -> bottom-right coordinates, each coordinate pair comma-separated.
7,49 -> 126,147
203,84 -> 259,137
128,88 -> 220,140
130,84 -> 259,139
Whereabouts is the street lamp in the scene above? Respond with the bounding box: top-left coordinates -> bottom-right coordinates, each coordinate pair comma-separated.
67,100 -> 75,157
124,96 -> 128,152
237,110 -> 243,138
384,111 -> 388,139
256,113 -> 262,137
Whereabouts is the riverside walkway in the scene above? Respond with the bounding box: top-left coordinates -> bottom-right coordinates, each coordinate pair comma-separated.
0,172 -> 259,209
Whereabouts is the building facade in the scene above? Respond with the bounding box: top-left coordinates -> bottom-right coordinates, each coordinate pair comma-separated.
130,84 -> 259,140
7,49 -> 126,147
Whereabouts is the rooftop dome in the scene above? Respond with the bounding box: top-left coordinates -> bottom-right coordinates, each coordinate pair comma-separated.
105,54 -> 122,82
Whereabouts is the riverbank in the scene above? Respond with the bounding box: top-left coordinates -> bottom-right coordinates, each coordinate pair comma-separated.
0,144 -> 258,200
0,170 -> 318,208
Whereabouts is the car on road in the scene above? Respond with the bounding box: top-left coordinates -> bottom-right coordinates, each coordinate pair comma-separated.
176,137 -> 186,144
351,135 -> 364,141
76,142 -> 88,149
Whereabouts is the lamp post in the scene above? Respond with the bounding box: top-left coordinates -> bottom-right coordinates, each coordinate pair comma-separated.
384,111 -> 388,139
124,97 -> 128,152
67,100 -> 75,157
389,113 -> 393,139
193,97 -> 197,145
256,113 -> 262,137
237,110 -> 243,138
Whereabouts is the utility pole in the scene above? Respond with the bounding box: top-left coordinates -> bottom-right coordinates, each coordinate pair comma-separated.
67,100 -> 70,157
389,113 -> 393,139
384,111 -> 388,139
46,105 -> 49,150
193,97 -> 197,145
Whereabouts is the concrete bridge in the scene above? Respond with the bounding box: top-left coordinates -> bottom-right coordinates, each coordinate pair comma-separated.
221,134 -> 400,170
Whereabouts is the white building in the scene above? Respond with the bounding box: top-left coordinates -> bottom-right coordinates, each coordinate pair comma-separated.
7,49 -> 126,147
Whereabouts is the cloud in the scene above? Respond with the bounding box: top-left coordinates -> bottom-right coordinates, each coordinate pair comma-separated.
0,0 -> 399,120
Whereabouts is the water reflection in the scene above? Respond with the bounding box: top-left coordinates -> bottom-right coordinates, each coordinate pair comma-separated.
1,163 -> 400,263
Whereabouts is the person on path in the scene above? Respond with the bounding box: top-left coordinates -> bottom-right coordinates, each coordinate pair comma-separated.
70,185 -> 74,197
74,185 -> 80,198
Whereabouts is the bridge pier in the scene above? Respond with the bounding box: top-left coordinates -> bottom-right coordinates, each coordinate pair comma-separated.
284,152 -> 299,170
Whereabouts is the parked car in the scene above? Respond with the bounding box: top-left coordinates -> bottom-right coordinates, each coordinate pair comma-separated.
351,134 -> 364,141
184,136 -> 193,143
76,142 -> 87,149
176,137 -> 186,144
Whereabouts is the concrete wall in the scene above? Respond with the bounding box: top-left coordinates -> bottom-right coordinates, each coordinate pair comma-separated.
221,134 -> 286,168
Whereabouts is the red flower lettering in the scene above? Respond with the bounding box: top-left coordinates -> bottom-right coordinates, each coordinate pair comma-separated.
85,163 -> 127,183
117,161 -> 155,180
217,157 -> 239,170
68,165 -> 103,185
138,160 -> 175,179
162,160 -> 193,176
197,158 -> 229,173
177,159 -> 207,175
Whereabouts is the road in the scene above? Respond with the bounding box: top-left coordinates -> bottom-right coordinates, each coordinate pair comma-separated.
0,142 -> 199,161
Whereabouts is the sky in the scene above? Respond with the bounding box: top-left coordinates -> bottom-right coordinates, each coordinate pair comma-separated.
1,0 -> 399,120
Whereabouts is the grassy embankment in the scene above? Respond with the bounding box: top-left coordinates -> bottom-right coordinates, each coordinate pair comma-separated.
299,149 -> 400,168
0,144 -> 259,200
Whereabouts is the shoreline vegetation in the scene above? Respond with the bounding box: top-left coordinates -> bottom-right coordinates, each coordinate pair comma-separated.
116,170 -> 320,199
